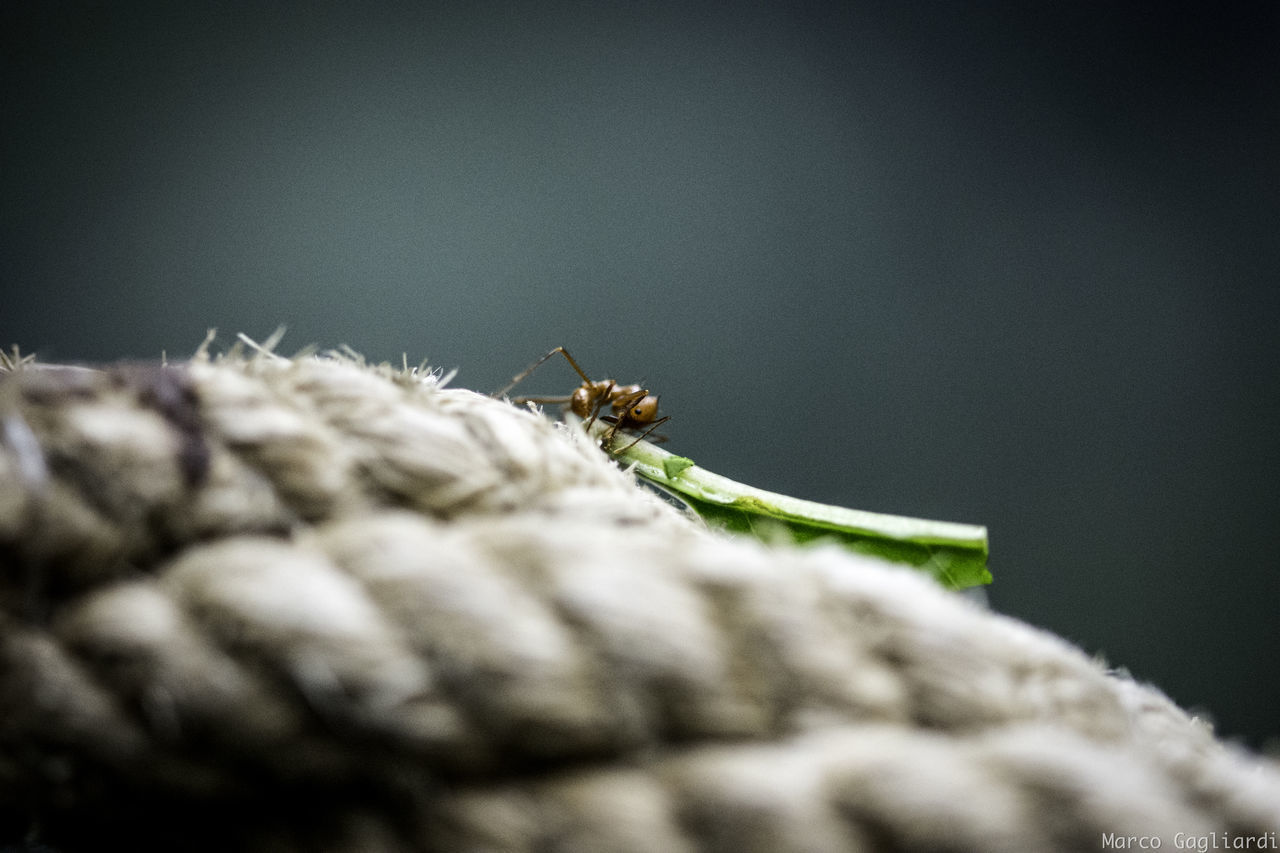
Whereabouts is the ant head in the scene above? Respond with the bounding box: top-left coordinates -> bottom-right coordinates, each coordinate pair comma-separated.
626,394 -> 660,425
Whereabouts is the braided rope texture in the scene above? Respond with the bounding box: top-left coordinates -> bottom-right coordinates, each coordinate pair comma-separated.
0,351 -> 1276,851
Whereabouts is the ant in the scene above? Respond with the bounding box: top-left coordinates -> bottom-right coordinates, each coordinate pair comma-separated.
495,347 -> 669,451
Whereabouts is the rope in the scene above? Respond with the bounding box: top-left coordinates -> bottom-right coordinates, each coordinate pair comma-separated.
1,349 -> 1276,851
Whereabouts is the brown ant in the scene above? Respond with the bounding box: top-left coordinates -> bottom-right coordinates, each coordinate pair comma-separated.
495,347 -> 669,450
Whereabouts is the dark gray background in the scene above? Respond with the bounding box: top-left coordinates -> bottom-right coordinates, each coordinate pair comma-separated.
4,3 -> 1277,748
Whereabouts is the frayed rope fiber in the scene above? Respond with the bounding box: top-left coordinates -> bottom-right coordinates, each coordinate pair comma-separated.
1,349 -> 1277,851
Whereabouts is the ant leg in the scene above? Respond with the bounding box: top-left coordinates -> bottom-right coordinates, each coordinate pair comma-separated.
511,394 -> 572,406
612,416 -> 670,453
597,414 -> 626,450
585,380 -> 615,431
553,347 -> 595,386
599,385 -> 645,443
494,346 -> 593,398
642,423 -> 670,445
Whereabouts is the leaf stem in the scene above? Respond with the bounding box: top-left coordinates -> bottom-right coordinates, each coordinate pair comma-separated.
577,417 -> 991,590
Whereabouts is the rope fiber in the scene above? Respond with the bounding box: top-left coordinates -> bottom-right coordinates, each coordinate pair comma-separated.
1,348 -> 1276,851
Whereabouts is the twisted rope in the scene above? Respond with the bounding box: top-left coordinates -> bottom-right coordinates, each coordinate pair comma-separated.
1,350 -> 1276,851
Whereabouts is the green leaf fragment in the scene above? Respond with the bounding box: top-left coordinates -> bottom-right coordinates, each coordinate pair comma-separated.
662,455 -> 696,479
584,419 -> 991,591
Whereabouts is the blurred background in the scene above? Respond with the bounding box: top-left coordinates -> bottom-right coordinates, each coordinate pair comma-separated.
3,2 -> 1276,748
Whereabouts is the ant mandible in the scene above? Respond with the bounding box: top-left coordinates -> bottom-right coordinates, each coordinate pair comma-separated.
495,347 -> 669,450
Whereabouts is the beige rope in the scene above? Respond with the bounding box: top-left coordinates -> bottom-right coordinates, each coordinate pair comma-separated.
1,349 -> 1276,851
